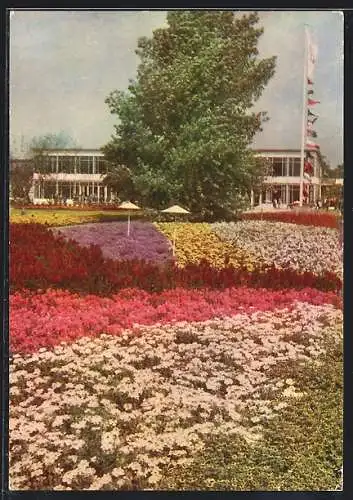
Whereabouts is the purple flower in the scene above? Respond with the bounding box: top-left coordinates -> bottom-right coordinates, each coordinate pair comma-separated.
55,221 -> 174,264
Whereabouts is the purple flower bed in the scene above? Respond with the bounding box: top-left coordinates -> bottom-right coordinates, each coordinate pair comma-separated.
55,221 -> 174,264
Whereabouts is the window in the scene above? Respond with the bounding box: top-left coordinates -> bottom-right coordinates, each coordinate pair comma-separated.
96,157 -> 107,174
274,184 -> 288,204
77,156 -> 93,174
57,156 -> 75,173
289,185 -> 300,203
288,158 -> 301,176
50,157 -> 56,173
272,157 -> 286,176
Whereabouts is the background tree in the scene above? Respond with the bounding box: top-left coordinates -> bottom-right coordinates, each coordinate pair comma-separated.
10,159 -> 34,202
103,11 -> 276,220
319,151 -> 343,179
30,131 -> 78,175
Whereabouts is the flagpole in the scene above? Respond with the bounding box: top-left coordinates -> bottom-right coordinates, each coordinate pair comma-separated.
299,26 -> 308,207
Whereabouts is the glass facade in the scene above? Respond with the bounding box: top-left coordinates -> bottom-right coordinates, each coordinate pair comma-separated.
288,158 -> 301,176
39,154 -> 107,174
272,158 -> 286,176
265,156 -> 312,177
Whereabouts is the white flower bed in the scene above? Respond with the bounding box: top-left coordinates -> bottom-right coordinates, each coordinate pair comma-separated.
212,221 -> 342,276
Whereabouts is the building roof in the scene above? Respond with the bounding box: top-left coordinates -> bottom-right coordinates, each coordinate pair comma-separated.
31,148 -> 103,153
254,148 -> 319,153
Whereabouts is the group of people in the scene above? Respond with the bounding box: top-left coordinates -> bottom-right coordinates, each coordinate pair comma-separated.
271,189 -> 342,212
272,190 -> 282,208
315,198 -> 342,211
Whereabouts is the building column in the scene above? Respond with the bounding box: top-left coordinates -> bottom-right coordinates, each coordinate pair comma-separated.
314,184 -> 319,204
55,155 -> 59,195
250,189 -> 254,207
97,185 -> 101,203
286,184 -> 289,205
259,192 -> 263,205
104,186 -> 108,202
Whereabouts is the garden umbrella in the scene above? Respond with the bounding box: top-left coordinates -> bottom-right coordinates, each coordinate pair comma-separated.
161,205 -> 190,255
118,201 -> 142,236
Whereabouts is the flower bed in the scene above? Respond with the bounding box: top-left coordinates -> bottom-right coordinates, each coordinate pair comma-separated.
241,211 -> 340,229
55,222 -> 173,263
10,209 -> 145,226
9,216 -> 343,490
212,220 -> 342,277
10,287 -> 341,354
155,222 -> 256,269
11,203 -> 125,211
10,302 -> 342,490
10,224 -> 341,294
11,211 -> 103,226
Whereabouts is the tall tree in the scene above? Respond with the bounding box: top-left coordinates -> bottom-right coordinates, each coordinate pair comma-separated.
10,160 -> 34,202
103,11 -> 276,219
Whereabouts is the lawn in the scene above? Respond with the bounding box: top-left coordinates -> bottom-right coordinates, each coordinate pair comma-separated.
9,213 -> 343,491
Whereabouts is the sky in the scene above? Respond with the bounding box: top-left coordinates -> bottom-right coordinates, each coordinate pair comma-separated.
9,10 -> 343,166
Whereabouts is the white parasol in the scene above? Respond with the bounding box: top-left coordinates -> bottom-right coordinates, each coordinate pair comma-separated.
161,204 -> 190,255
118,201 -> 142,236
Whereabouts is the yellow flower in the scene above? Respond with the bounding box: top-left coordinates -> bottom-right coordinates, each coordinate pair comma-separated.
155,222 -> 255,270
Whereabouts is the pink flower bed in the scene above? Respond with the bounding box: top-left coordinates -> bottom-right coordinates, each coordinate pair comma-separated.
10,287 -> 341,354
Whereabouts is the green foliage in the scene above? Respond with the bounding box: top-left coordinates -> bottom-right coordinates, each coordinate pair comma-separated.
29,131 -> 77,151
158,338 -> 343,491
10,160 -> 34,202
103,11 -> 276,220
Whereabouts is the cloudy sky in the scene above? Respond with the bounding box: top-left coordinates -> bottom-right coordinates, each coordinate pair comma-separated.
10,10 -> 343,165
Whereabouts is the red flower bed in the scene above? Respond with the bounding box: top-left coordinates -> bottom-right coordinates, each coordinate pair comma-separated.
241,211 -> 340,228
10,224 -> 342,294
10,287 -> 341,354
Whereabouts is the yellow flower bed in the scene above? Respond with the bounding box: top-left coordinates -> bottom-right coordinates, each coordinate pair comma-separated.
155,222 -> 255,270
10,209 -> 129,226
10,209 -> 106,226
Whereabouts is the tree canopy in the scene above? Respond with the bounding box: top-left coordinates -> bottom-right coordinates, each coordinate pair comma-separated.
29,131 -> 77,152
103,11 -> 276,219
10,160 -> 34,202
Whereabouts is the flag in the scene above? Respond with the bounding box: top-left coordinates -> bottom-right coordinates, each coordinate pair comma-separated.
307,129 -> 318,138
306,140 -> 320,149
304,174 -> 312,184
307,30 -> 318,85
308,98 -> 320,106
308,115 -> 318,125
308,109 -> 318,118
304,159 -> 314,174
307,122 -> 318,137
